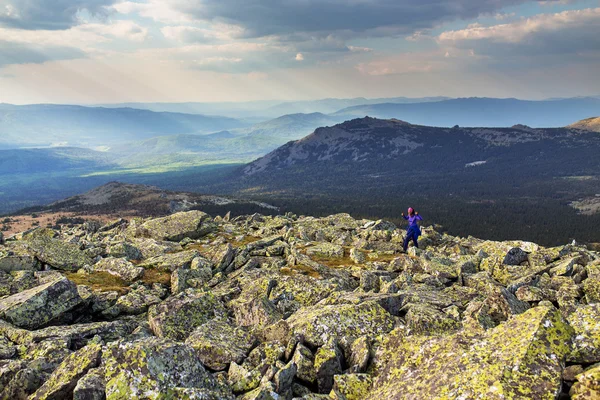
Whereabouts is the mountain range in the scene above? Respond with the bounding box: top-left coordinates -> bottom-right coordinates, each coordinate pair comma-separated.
206,116 -> 600,245
333,97 -> 600,127
0,104 -> 246,148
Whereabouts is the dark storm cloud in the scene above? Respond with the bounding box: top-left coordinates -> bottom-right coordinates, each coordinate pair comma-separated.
0,41 -> 86,66
171,0 -> 541,38
0,0 -> 118,30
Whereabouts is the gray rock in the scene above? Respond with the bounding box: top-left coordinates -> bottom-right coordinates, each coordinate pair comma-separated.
29,342 -> 102,400
136,211 -> 215,242
0,277 -> 82,329
24,236 -> 93,272
314,341 -> 343,394
185,319 -> 256,371
72,368 -> 105,400
503,247 -> 529,265
92,257 -> 144,282
148,290 -> 225,341
103,337 -> 233,399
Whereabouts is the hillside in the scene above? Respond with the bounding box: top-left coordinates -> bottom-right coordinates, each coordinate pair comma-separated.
333,97 -> 600,127
20,181 -> 278,217
0,209 -> 598,399
206,117 -> 600,245
0,104 -> 246,148
568,117 -> 600,132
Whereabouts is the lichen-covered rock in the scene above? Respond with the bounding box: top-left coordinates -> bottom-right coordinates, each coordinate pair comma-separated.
292,343 -> 316,385
287,302 -> 395,351
244,341 -> 285,371
347,336 -> 370,373
131,238 -> 182,259
103,337 -> 232,399
583,278 -> 600,303
115,285 -> 164,315
273,360 -> 296,395
306,243 -> 344,259
185,319 -> 256,371
23,236 -> 93,271
93,257 -> 144,282
138,250 -> 200,273
107,241 -> 143,260
331,373 -> 372,400
136,211 -> 215,242
148,289 -> 225,341
231,296 -> 283,329
314,341 -> 343,394
0,277 -> 82,329
228,362 -> 261,394
405,303 -> 460,335
567,303 -> 600,363
72,367 -> 105,400
0,252 -> 38,273
171,266 -> 211,294
570,364 -> 600,400
29,342 -> 102,400
369,306 -> 572,400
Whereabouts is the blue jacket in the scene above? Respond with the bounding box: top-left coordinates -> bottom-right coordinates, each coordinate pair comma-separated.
403,214 -> 423,236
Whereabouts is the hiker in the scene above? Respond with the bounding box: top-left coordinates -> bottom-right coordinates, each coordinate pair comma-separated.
402,207 -> 422,252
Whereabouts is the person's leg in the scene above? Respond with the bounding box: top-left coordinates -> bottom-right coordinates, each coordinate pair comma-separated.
413,236 -> 419,248
403,234 -> 410,252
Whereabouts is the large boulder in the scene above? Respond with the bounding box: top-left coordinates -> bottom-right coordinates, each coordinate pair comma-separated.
136,211 -> 215,242
23,236 -> 93,271
0,277 -> 82,329
103,337 -> 233,399
29,342 -> 102,400
287,302 -> 395,351
369,306 -> 572,400
0,252 -> 39,273
93,257 -> 144,282
138,250 -> 200,273
185,319 -> 256,371
148,289 -> 225,341
567,303 -> 600,363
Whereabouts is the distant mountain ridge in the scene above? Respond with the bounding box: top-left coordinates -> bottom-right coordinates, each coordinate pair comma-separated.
333,97 -> 600,127
0,104 -> 246,148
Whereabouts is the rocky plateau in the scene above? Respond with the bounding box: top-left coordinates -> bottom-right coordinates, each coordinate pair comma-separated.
0,209 -> 598,399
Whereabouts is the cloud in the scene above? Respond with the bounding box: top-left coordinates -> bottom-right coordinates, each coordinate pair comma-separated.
438,7 -> 600,57
0,0 -> 119,30
295,53 -> 304,61
161,23 -> 245,43
0,40 -> 85,67
156,0 -> 558,39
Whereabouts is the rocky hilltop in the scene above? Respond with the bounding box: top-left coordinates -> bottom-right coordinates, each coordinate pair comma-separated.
0,209 -> 599,399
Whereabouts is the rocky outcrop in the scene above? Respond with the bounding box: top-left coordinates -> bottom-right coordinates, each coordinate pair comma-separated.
92,257 -> 144,282
0,209 -> 597,399
135,210 -> 215,242
0,277 -> 82,329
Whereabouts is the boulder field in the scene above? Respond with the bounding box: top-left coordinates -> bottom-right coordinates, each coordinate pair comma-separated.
0,210 -> 598,399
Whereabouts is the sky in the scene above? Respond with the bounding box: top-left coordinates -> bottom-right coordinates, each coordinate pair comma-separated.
0,0 -> 599,104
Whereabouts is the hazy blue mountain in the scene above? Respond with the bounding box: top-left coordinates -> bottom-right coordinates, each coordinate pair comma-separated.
0,147 -> 113,175
263,97 -> 451,117
110,112 -> 347,165
333,97 -> 600,127
0,104 -> 246,148
98,97 -> 450,119
239,112 -> 345,140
